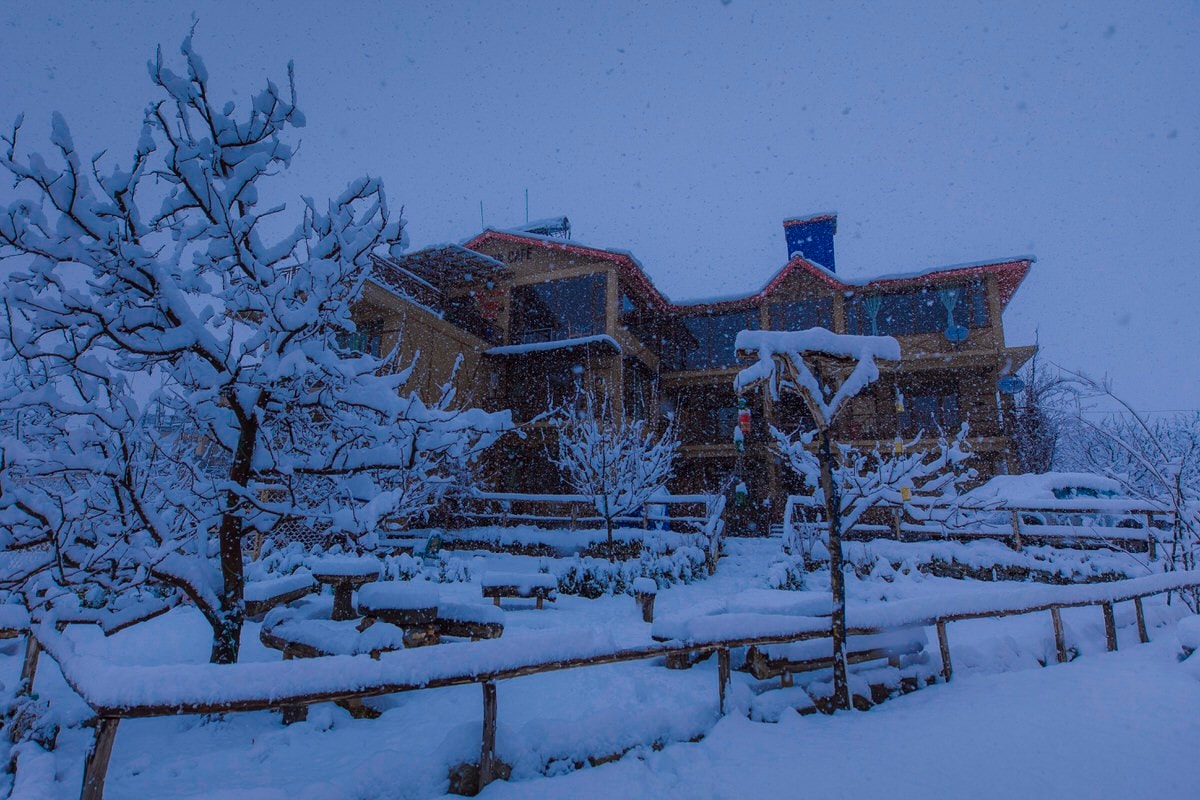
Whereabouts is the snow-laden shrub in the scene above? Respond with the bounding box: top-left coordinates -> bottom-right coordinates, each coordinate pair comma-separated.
554,546 -> 706,598
766,557 -> 807,591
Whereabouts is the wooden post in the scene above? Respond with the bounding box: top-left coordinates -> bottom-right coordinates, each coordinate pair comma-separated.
1009,510 -> 1023,551
281,650 -> 308,724
891,507 -> 902,541
1146,513 -> 1156,561
1102,602 -> 1118,652
480,682 -> 498,790
80,717 -> 120,800
569,505 -> 578,531
717,647 -> 731,714
1050,607 -> 1067,663
936,621 -> 952,682
19,635 -> 41,694
1134,596 -> 1149,644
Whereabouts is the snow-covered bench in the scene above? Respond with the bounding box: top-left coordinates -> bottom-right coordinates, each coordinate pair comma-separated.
746,627 -> 928,687
481,572 -> 558,609
244,573 -> 318,619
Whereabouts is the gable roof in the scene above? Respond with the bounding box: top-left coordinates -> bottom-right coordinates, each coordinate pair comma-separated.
462,229 -> 1033,316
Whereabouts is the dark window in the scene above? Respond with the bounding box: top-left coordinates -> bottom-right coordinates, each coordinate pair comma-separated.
848,281 -> 989,337
623,359 -> 655,421
511,273 -> 607,344
671,309 -> 760,370
767,297 -> 833,331
619,287 -> 662,353
677,386 -> 738,444
337,320 -> 382,357
898,392 -> 960,436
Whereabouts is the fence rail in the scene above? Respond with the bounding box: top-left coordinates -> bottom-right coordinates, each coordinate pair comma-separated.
783,494 -> 1179,557
17,569 -> 1200,799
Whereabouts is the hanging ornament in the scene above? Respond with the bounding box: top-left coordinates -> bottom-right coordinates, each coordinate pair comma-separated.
892,438 -> 903,455
900,486 -> 912,502
733,425 -> 745,453
737,396 -> 751,435
895,388 -> 905,413
939,286 -> 968,342
997,375 -> 1025,394
735,481 -> 748,507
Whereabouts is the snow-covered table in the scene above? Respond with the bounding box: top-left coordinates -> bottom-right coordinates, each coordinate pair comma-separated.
309,557 -> 382,620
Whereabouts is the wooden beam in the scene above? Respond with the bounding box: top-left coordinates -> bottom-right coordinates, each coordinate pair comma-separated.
1050,608 -> 1067,663
717,647 -> 731,714
1134,596 -> 1149,644
1102,602 -> 1118,652
480,682 -> 498,790
19,635 -> 40,694
936,621 -> 952,682
80,717 -> 120,800
1009,510 -> 1023,551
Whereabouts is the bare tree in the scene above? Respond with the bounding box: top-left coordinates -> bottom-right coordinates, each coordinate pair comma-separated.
1056,372 -> 1199,606
0,35 -> 510,662
1008,343 -> 1075,474
550,387 -> 679,562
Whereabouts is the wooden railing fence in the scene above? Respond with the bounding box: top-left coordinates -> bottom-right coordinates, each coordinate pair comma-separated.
9,570 -> 1199,800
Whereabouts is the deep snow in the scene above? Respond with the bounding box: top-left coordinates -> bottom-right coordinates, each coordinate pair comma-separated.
6,535 -> 1199,799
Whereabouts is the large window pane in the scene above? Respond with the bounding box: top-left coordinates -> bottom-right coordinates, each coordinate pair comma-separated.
768,298 -> 833,331
512,273 -> 607,343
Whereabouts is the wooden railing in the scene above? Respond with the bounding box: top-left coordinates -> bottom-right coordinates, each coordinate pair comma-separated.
783,494 -> 1177,556
457,491 -> 724,535
16,569 -> 1200,799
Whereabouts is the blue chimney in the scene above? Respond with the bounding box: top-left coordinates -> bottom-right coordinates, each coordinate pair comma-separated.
783,213 -> 837,272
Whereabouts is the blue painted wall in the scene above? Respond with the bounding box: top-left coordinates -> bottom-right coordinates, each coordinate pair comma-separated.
783,215 -> 837,272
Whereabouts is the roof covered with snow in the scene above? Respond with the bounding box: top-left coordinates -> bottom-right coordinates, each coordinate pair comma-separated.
463,228 -> 1033,316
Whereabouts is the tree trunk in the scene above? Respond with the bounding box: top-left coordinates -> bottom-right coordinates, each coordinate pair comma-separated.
210,409 -> 258,664
819,426 -> 850,711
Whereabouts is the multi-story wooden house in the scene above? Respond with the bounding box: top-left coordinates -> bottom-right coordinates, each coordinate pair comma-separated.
349,214 -> 1034,529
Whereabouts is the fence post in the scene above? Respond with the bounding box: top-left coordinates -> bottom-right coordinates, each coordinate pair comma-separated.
1146,512 -> 1157,561
480,681 -> 498,790
1050,607 -> 1067,663
19,634 -> 41,694
717,648 -> 731,714
936,621 -> 952,682
1133,596 -> 1149,644
891,507 -> 902,541
1102,602 -> 1118,652
1009,510 -> 1023,551
80,717 -> 121,800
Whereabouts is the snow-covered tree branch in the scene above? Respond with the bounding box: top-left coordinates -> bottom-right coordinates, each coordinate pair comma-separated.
0,35 -> 511,662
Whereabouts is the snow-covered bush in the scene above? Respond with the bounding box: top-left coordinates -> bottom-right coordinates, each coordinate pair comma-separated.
0,36 -> 510,662
765,556 -> 807,591
553,545 -> 706,598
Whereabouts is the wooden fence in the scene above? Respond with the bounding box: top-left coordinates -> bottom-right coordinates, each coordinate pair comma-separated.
783,494 -> 1178,556
12,569 -> 1199,799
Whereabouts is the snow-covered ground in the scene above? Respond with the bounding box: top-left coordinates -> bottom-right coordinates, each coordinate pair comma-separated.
7,534 -> 1199,799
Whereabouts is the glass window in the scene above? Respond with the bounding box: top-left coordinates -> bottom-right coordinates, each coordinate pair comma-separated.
768,297 -> 833,331
672,310 -> 760,370
898,392 -> 960,435
511,273 -> 607,344
618,286 -> 662,353
850,281 -> 988,337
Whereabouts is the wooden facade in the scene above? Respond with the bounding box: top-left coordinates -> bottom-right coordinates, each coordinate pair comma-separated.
351,217 -> 1035,531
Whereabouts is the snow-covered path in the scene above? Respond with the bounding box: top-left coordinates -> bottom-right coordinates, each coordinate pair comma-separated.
476,636 -> 1200,799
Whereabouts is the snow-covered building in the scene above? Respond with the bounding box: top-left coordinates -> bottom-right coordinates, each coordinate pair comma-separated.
351,214 -> 1035,528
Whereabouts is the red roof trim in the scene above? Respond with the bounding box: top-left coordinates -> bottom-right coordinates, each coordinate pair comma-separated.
463,230 -> 1032,315
464,230 -> 672,312
782,213 -> 837,227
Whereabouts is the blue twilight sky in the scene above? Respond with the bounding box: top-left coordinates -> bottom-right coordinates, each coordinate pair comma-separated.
2,1 -> 1198,411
